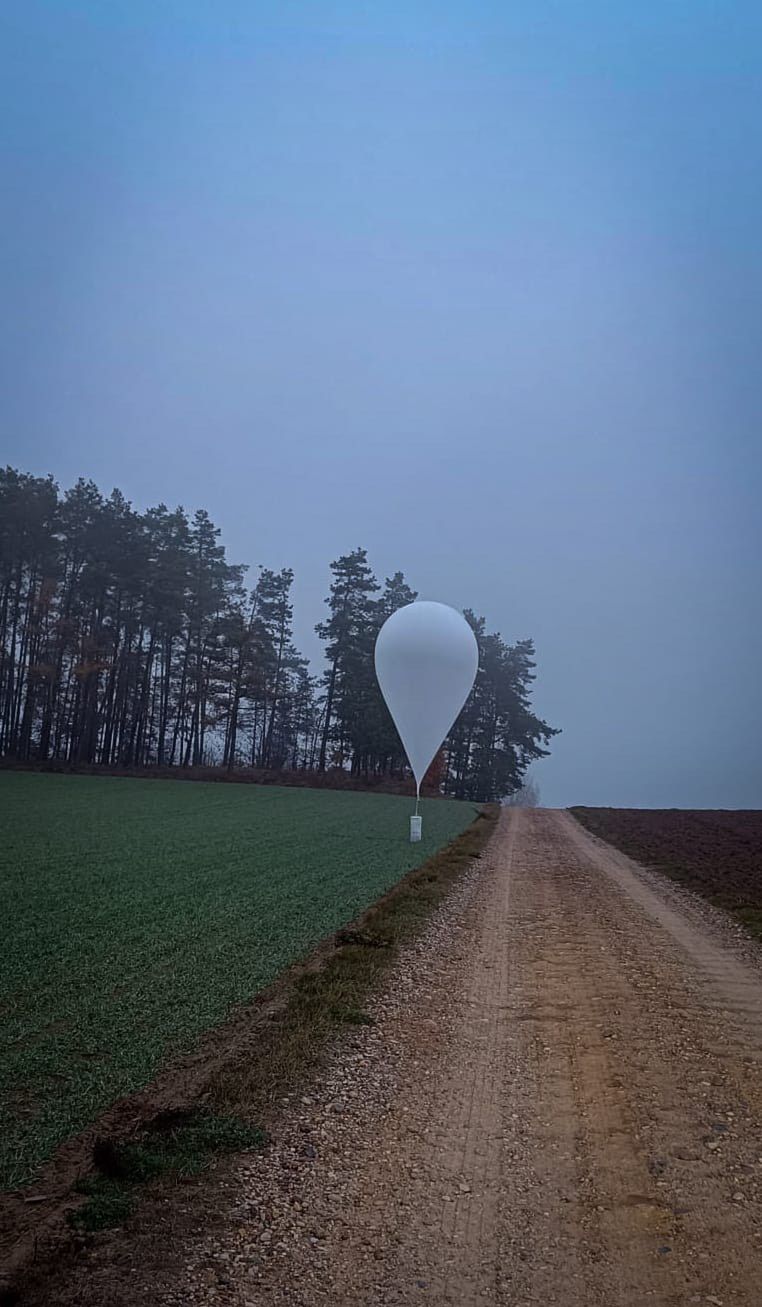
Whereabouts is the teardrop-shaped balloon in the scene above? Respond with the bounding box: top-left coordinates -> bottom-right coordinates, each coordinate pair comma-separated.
374,601 -> 479,796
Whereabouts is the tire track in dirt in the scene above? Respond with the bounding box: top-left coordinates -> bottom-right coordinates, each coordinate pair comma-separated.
420,804 -> 517,1302
166,809 -> 762,1306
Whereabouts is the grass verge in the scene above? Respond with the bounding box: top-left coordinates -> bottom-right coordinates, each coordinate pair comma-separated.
208,805 -> 497,1123
70,1112 -> 266,1232
64,805 -> 498,1237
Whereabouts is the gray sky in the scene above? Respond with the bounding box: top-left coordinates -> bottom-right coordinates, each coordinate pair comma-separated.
2,2 -> 761,807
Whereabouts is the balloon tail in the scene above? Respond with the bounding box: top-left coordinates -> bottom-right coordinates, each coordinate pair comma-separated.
415,785 -> 420,817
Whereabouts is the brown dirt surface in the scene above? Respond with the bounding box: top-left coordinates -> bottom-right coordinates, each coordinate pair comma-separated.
16,809 -> 762,1305
570,807 -> 762,925
154,807 -> 761,1306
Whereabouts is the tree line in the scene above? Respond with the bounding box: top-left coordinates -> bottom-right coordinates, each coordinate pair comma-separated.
0,467 -> 558,801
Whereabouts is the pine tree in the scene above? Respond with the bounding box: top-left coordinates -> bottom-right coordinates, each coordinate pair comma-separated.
352,571 -> 418,778
0,469 -> 59,757
444,621 -> 558,802
252,568 -> 295,767
315,549 -> 379,771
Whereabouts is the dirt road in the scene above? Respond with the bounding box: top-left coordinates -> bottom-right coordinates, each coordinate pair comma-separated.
169,809 -> 762,1306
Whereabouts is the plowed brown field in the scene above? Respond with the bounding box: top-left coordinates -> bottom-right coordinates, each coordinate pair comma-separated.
571,807 -> 762,937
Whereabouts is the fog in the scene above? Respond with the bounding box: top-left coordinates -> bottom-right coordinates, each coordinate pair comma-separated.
2,2 -> 760,806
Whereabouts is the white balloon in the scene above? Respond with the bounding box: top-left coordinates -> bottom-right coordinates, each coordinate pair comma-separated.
374,601 -> 479,797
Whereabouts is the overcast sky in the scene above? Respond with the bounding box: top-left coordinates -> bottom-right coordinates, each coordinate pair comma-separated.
2,2 -> 761,807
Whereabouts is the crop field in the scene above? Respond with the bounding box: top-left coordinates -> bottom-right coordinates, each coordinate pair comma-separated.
0,773 -> 476,1189
571,807 -> 762,938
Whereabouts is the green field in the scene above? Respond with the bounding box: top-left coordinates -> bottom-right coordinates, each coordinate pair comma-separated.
0,773 -> 476,1189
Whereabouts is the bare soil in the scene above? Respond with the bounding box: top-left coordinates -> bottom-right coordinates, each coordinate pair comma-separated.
571,808 -> 762,926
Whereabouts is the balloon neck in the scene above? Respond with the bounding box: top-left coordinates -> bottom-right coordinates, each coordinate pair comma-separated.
415,785 -> 420,817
